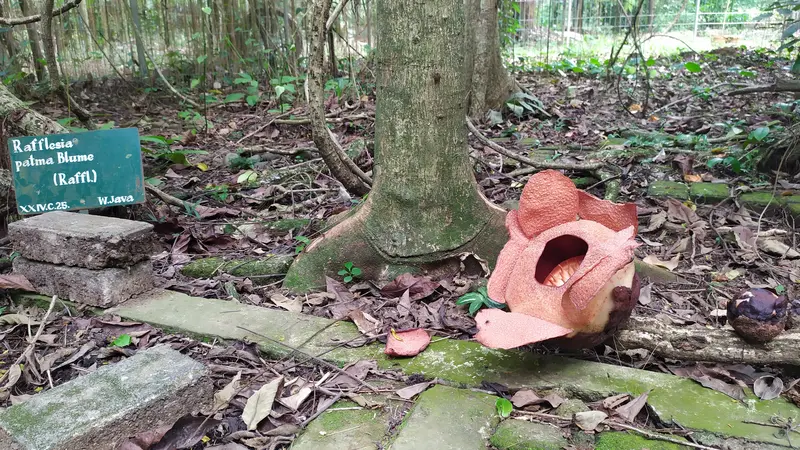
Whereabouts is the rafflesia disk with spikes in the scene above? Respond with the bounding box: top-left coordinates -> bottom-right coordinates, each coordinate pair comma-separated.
475,170 -> 641,349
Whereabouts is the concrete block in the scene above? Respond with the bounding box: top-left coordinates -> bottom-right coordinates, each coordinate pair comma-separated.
9,211 -> 153,269
14,257 -> 153,307
0,344 -> 211,450
390,385 -> 498,450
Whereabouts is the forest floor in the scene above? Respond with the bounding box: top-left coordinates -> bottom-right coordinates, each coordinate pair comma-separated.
0,45 -> 799,449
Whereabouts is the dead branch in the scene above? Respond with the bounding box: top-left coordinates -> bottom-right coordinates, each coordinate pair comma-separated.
0,0 -> 81,26
325,0 -> 350,31
466,118 -> 603,171
307,0 -> 370,195
726,79 -> 800,96
238,145 -> 317,157
614,316 -> 800,366
0,295 -> 56,386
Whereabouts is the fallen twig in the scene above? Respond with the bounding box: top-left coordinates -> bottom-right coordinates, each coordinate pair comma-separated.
726,79 -> 800,96
513,411 -> 719,450
0,295 -> 57,386
466,118 -> 602,171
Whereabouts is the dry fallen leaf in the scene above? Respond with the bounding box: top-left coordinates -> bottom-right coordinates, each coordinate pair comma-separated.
753,375 -> 783,401
642,254 -> 681,271
396,382 -> 433,400
242,376 -> 284,430
574,410 -> 607,431
348,310 -> 381,337
638,283 -> 653,305
615,391 -> 649,422
213,371 -> 242,411
269,293 -> 303,313
0,275 -> 36,292
510,389 -> 543,407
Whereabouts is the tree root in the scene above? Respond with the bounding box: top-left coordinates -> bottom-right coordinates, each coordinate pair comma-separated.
466,117 -> 603,171
284,198 -> 508,292
614,316 -> 800,366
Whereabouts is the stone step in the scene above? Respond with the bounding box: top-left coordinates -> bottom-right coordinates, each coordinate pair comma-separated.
291,400 -> 388,450
14,257 -> 153,307
8,211 -> 153,269
0,344 -> 211,450
88,290 -> 800,446
389,385 -> 498,450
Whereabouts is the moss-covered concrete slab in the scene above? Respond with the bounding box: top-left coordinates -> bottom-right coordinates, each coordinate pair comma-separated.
0,345 -> 210,450
292,400 -> 387,450
386,339 -> 800,446
689,182 -> 729,204
739,192 -> 783,210
390,385 -> 498,450
109,289 -> 382,366
648,181 -> 689,199
106,291 -> 800,446
596,432 -> 689,449
490,419 -> 567,450
180,254 -> 293,283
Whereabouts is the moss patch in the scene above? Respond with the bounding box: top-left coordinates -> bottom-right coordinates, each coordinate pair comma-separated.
265,218 -> 310,232
689,182 -> 729,204
292,400 -> 388,450
491,419 -> 567,450
739,191 -> 782,209
648,181 -> 689,199
390,385 -> 498,450
180,255 -> 293,282
596,431 -> 689,450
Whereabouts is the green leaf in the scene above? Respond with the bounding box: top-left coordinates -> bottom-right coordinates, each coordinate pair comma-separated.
468,301 -> 482,316
0,307 -> 7,315
197,55 -> 208,64
190,78 -> 200,89
296,236 -> 310,244
345,262 -> 354,270
163,152 -> 190,165
684,62 -> 702,73
274,85 -> 286,98
707,158 -> 724,169
112,334 -> 132,347
145,177 -> 163,186
456,292 -> 482,305
485,298 -> 507,309
338,269 -> 348,276
246,95 -> 259,107
496,398 -> 513,418
140,135 -> 169,145
225,93 -> 245,103
750,126 -> 770,142
344,275 -> 353,283
776,285 -> 787,294
645,57 -> 656,67
739,70 -> 756,78
350,267 -> 362,276
201,5 -> 212,14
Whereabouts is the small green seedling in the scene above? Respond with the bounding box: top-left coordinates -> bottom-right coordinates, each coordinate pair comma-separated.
456,286 -> 507,316
111,334 -> 132,347
338,261 -> 362,283
496,398 -> 513,418
295,236 -> 310,254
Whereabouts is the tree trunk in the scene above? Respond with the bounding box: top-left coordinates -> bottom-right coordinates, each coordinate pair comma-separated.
129,0 -> 147,78
575,0 -> 583,33
19,0 -> 47,82
0,0 -> 21,71
161,0 -> 170,48
284,0 -> 507,291
467,0 -> 517,118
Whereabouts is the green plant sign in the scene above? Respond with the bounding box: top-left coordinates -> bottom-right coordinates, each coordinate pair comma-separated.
8,128 -> 145,215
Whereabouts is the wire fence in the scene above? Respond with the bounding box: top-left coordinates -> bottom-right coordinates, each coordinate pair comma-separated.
512,1 -> 787,62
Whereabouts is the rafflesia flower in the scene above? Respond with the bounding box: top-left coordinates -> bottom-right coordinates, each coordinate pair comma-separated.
727,288 -> 788,344
475,170 -> 640,349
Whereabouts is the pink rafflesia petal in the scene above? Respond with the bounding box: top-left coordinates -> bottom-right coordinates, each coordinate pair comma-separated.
474,309 -> 572,349
517,170 -> 579,237
384,329 -> 431,357
577,190 -> 639,235
487,211 -> 528,305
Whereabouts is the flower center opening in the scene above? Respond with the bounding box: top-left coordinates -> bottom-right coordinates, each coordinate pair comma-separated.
534,235 -> 588,287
